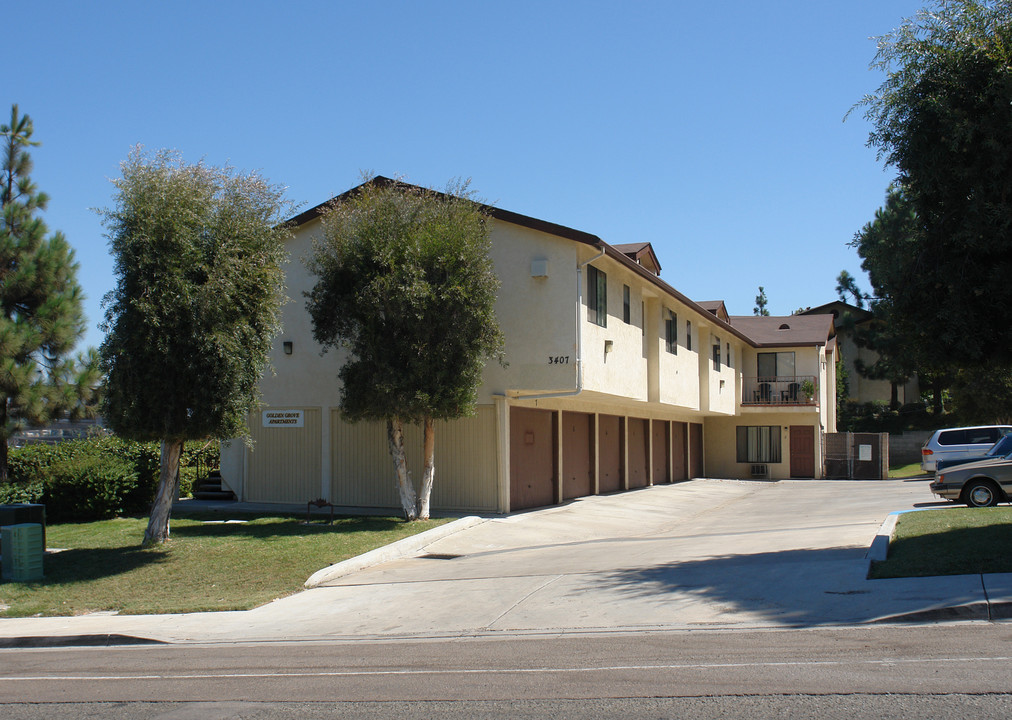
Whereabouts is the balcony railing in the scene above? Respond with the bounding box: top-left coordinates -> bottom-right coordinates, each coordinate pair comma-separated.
742,376 -> 817,406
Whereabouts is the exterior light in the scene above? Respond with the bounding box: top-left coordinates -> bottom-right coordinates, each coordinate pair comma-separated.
283,341 -> 293,355
604,340 -> 614,353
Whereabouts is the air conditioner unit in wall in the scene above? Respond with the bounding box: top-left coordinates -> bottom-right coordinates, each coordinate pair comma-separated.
750,464 -> 769,479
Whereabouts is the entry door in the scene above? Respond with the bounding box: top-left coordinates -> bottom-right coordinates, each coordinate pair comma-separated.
790,425 -> 815,478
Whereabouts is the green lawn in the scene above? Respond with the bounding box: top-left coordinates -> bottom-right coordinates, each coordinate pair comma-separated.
0,513 -> 449,617
888,462 -> 929,479
870,507 -> 1012,579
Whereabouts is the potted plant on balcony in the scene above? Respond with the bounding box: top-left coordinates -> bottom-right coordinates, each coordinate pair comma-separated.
801,379 -> 815,402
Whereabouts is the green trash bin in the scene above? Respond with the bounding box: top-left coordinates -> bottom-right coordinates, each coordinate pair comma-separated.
1,523 -> 44,581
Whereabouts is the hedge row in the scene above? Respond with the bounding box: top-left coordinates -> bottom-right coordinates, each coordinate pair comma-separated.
0,437 -> 219,522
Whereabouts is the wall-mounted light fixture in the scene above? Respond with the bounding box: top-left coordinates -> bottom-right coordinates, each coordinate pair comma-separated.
604,340 -> 614,354
283,341 -> 293,355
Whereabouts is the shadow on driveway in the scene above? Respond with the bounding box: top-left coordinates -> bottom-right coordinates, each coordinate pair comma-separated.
590,546 -> 980,627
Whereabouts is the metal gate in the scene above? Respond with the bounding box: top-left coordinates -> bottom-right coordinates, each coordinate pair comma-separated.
824,432 -> 889,480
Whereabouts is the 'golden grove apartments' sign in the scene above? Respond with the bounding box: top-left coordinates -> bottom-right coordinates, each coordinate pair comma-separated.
262,410 -> 304,428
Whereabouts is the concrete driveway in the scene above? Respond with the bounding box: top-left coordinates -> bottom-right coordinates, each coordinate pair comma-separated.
3,477 -> 1007,645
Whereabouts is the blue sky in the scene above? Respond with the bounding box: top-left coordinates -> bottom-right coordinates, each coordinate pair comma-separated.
9,1 -> 925,351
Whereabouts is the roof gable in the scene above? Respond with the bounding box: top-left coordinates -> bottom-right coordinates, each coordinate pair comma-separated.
728,314 -> 835,347
613,242 -> 662,275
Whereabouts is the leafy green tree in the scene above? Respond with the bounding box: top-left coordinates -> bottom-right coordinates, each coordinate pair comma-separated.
306,177 -> 504,520
753,286 -> 769,316
99,149 -> 290,545
0,105 -> 88,481
856,0 -> 1012,366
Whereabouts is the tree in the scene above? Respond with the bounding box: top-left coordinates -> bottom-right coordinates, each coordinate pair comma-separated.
835,270 -> 866,309
99,149 -> 290,545
0,105 -> 88,481
856,0 -> 1012,366
306,177 -> 504,520
753,286 -> 769,316
851,187 -> 952,412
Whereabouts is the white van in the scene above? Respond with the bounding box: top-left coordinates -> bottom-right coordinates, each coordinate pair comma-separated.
921,425 -> 1012,472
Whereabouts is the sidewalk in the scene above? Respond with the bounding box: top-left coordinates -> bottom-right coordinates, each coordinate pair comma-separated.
2,478 -> 1008,647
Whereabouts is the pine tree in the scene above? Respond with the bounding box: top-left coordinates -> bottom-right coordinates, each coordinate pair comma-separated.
0,105 -> 86,481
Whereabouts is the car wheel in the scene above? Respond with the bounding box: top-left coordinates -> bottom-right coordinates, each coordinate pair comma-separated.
963,479 -> 1001,508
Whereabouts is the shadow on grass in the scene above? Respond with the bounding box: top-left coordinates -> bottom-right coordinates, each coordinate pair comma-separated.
168,515 -> 408,540
38,545 -> 169,583
872,522 -> 1012,578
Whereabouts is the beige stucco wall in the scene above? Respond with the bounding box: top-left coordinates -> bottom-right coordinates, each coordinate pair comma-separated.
478,222 -> 581,398
704,413 -> 824,481
229,208 -> 841,505
656,300 -> 702,409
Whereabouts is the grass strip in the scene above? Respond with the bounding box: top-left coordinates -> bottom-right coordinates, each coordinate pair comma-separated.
0,513 -> 449,617
888,462 -> 928,479
870,507 -> 1012,578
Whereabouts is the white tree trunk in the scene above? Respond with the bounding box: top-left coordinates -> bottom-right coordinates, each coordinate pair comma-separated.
387,417 -> 418,520
144,438 -> 183,546
418,415 -> 435,520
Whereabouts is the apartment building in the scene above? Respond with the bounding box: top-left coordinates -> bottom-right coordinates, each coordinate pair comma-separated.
219,178 -> 836,512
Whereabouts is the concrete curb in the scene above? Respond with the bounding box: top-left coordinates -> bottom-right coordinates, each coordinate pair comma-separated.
0,634 -> 164,649
866,512 -> 900,563
304,515 -> 486,588
866,507 -> 937,565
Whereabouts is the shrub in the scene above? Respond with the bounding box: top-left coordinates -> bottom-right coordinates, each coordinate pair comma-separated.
0,480 -> 43,505
1,436 -> 221,522
44,455 -> 139,522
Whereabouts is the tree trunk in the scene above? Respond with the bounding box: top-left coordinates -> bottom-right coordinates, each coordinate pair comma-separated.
889,382 -> 899,410
418,415 -> 435,520
387,417 -> 417,520
0,402 -> 8,485
144,438 -> 183,546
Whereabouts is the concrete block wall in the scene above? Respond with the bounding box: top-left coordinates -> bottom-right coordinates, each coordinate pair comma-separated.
889,430 -> 933,466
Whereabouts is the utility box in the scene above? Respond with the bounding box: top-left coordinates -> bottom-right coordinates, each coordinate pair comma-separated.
1,523 -> 44,581
0,504 -> 46,550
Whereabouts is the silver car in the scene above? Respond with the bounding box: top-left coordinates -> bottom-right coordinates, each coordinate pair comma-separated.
920,425 -> 1012,472
930,456 -> 1012,507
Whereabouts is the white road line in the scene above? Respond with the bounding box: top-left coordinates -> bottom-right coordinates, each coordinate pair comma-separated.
5,656 -> 1012,682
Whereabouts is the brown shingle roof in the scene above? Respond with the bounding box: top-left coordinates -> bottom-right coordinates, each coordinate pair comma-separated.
728,314 -> 835,347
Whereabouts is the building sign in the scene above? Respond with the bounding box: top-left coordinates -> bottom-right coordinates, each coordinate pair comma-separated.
263,410 -> 304,428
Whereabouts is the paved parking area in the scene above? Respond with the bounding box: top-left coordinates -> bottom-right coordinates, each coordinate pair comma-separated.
3,477 -> 1006,645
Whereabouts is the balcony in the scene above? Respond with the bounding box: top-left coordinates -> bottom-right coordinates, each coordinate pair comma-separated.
742,376 -> 817,407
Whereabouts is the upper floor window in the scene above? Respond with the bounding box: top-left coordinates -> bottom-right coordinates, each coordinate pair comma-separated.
623,285 -> 631,324
665,309 -> 677,354
587,265 -> 607,327
726,342 -> 732,369
713,341 -> 721,370
686,320 -> 692,351
757,351 -> 796,379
